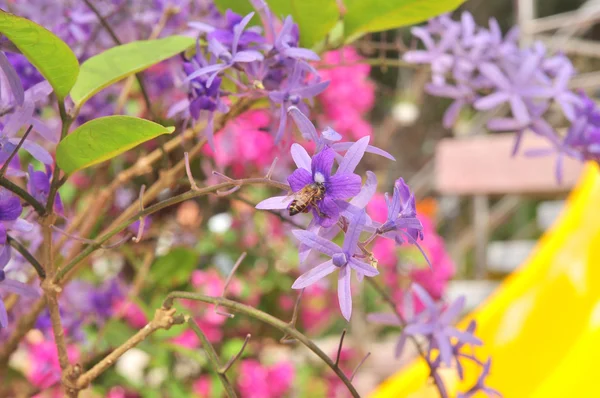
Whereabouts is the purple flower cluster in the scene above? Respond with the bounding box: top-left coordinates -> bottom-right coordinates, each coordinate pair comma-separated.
256,108 -> 425,320
172,3 -> 329,149
405,12 -> 600,180
369,284 -> 500,398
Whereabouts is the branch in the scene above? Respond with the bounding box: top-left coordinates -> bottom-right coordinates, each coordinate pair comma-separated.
53,177 -> 289,283
7,235 -> 45,279
186,317 -> 238,398
163,293 -> 360,398
75,307 -> 184,390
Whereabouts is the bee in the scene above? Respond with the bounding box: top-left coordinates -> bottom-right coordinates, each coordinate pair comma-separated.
288,182 -> 326,216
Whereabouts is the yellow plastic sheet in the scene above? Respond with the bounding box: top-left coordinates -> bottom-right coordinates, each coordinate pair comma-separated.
370,164 -> 600,398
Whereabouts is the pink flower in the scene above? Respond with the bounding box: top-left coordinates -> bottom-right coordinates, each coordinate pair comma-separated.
237,360 -> 295,398
113,299 -> 148,329
300,284 -> 335,332
27,338 -> 80,395
203,110 -> 276,178
193,376 -> 212,397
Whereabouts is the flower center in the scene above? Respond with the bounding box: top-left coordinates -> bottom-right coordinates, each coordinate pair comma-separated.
332,253 -> 347,267
314,171 -> 326,184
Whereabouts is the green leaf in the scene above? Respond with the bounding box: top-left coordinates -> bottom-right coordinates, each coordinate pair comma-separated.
343,0 -> 465,40
214,0 -> 255,17
56,116 -> 174,174
0,11 -> 79,99
151,247 -> 198,288
70,36 -> 194,107
291,0 -> 339,48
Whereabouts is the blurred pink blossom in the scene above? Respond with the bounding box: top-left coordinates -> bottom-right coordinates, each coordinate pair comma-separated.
192,376 -> 212,397
318,47 -> 375,140
28,338 -> 80,396
237,359 -> 295,398
113,299 -> 148,329
203,110 -> 276,177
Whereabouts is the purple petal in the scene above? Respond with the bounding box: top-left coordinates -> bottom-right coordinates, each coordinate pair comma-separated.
0,244 -> 9,269
350,171 -> 377,208
232,12 -> 255,53
3,101 -> 34,137
473,92 -> 510,110
322,127 -> 342,142
291,229 -> 341,256
311,147 -> 335,176
31,118 -> 58,144
478,63 -> 511,90
255,195 -> 292,210
395,333 -> 408,358
343,210 -> 366,253
337,265 -> 352,321
291,260 -> 336,289
327,173 -> 361,200
487,117 -> 524,131
412,283 -> 436,310
314,196 -> 339,228
434,331 -> 454,367
0,196 -> 21,221
11,139 -> 52,165
445,327 -> 483,346
439,296 -> 465,325
288,106 -> 319,142
182,64 -> 224,84
290,143 -> 311,171
403,50 -> 433,64
287,168 -> 313,192
330,142 -> 395,161
367,312 -> 401,326
232,50 -> 264,63
274,103 -> 287,143
0,301 -> 7,328
349,258 -> 378,277
443,100 -> 465,128
1,278 -> 39,298
404,322 -> 436,336
188,21 -> 215,33
337,136 -> 369,175
291,80 -> 330,99
282,47 -> 320,61
0,52 -> 24,106
509,95 -> 530,124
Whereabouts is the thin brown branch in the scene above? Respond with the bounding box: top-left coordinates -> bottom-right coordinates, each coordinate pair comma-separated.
335,329 -> 347,367
220,333 -> 251,374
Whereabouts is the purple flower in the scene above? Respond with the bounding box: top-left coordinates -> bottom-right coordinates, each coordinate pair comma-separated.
184,13 -> 264,88
0,243 -> 39,328
457,358 -> 502,398
291,210 -> 379,320
205,10 -> 265,49
271,16 -> 319,61
268,63 -> 329,142
27,165 -> 63,214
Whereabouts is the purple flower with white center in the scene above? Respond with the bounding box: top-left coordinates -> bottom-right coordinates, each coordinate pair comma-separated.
291,210 -> 379,320
184,13 -> 264,88
287,106 -> 395,160
457,358 -> 502,398
268,63 -> 329,142
256,141 -> 364,228
0,244 -> 39,328
28,165 -> 64,214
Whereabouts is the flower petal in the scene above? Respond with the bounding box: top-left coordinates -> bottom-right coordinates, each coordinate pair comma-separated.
282,47 -> 320,61
291,229 -> 341,256
0,52 -> 24,106
337,265 -> 352,321
350,171 -> 377,209
337,136 -> 369,175
412,283 -> 436,310
291,260 -> 336,289
367,312 -> 401,326
314,196 -> 339,227
343,210 -> 366,253
1,278 -> 39,298
287,168 -> 312,192
349,258 -> 378,277
12,139 -> 52,165
311,147 -> 335,177
255,195 -> 292,210
290,143 -> 312,171
288,106 -> 319,142
0,300 -> 7,328
326,173 -> 361,199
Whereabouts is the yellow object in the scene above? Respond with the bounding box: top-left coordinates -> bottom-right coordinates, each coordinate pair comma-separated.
370,163 -> 600,398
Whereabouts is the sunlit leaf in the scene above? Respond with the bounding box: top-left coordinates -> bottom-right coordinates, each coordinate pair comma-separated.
0,11 -> 79,99
56,116 -> 174,174
70,36 -> 194,107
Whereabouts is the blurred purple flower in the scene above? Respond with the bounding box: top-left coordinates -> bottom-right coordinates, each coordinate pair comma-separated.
28,165 -> 63,214
457,358 -> 502,398
291,210 -> 378,320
